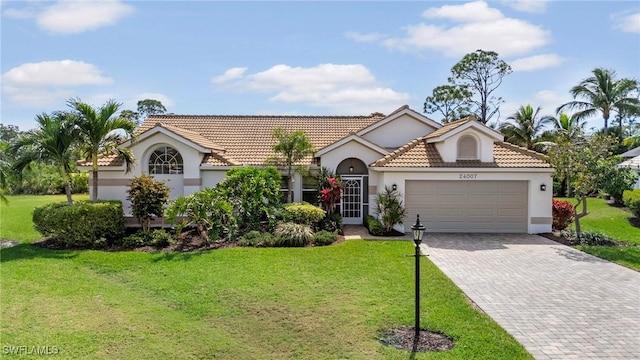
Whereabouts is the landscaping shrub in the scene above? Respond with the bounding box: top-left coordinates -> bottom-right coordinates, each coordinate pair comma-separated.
127,173 -> 170,232
237,230 -> 276,247
274,222 -> 314,247
166,188 -> 236,243
282,202 -> 326,225
374,186 -> 408,234
215,166 -> 282,232
32,201 -> 124,248
365,215 -> 384,236
314,230 -> 337,246
623,189 -> 640,218
552,199 -> 575,230
316,211 -> 343,233
559,229 -> 617,246
120,229 -> 173,248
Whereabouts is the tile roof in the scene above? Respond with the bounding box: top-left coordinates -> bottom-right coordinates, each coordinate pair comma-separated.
79,153 -> 123,167
423,117 -> 475,139
151,123 -> 225,151
371,140 -> 550,168
138,114 -> 386,165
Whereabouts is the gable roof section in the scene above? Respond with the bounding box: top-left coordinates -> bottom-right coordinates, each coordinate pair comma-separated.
423,117 -> 503,143
371,139 -> 550,168
127,123 -> 225,153
139,113 -> 386,165
315,133 -> 389,157
357,105 -> 441,136
621,146 -> 640,158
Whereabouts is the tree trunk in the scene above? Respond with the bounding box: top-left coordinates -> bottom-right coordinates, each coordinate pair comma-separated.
64,181 -> 73,205
573,196 -> 588,238
565,176 -> 572,197
603,116 -> 608,136
92,169 -> 98,202
287,167 -> 293,203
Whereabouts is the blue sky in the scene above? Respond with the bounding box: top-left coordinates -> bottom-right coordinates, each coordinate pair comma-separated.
2,0 -> 639,131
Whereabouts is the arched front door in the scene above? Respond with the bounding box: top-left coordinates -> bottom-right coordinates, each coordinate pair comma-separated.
336,158 -> 368,225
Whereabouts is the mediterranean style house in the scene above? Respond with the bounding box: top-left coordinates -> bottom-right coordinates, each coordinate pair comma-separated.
80,105 -> 553,234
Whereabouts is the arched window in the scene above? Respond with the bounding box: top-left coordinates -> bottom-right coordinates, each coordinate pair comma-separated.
457,135 -> 478,160
149,146 -> 183,174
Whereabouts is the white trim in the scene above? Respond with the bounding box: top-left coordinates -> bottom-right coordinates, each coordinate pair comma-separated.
316,134 -> 389,157
357,107 -> 441,136
369,167 -> 554,173
426,121 -> 503,143
123,126 -> 214,153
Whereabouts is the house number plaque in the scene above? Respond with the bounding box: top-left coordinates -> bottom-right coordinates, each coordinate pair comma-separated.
458,173 -> 478,179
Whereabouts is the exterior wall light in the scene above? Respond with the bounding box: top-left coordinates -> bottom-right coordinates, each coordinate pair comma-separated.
392,183 -> 397,191
540,184 -> 547,191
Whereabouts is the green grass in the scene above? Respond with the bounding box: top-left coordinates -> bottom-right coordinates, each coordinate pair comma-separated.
556,197 -> 640,270
0,194 -> 89,243
0,195 -> 531,359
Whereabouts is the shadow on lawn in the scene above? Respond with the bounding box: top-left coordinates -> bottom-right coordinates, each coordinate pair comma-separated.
0,243 -> 78,263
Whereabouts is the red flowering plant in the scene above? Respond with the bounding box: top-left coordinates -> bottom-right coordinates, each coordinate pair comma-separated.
319,176 -> 342,214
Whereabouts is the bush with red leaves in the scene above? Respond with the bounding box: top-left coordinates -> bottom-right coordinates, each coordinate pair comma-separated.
552,199 -> 575,230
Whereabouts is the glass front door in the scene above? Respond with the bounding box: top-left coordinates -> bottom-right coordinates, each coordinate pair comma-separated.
341,176 -> 362,224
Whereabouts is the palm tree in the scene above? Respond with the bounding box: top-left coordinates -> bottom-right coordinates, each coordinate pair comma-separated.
270,127 -> 315,203
557,68 -> 640,135
11,112 -> 79,205
499,104 -> 552,150
68,99 -> 136,202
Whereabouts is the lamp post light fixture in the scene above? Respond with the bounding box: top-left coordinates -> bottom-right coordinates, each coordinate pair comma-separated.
411,214 -> 426,340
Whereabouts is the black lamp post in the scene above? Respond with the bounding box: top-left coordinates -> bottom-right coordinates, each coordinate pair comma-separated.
411,214 -> 426,340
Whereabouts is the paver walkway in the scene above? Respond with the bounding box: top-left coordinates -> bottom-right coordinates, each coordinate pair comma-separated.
421,234 -> 640,360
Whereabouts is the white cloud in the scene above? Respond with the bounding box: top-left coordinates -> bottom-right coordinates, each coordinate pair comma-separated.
612,11 -> 640,33
501,0 -> 549,14
423,1 -> 503,22
211,67 -> 247,84
37,0 -> 134,34
1,60 -> 113,106
351,1 -> 550,57
2,7 -> 37,19
212,63 -> 410,114
511,54 -> 568,72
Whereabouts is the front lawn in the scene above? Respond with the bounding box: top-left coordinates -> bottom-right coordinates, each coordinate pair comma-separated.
556,197 -> 640,270
0,195 -> 530,359
0,194 -> 89,243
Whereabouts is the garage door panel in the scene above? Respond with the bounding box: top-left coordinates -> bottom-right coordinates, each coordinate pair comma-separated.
406,180 -> 527,233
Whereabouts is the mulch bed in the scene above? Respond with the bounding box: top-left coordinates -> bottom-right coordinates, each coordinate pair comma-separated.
538,232 -> 574,246
379,326 -> 454,352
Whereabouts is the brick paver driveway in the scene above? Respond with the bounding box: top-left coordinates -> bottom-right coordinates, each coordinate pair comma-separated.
421,234 -> 640,360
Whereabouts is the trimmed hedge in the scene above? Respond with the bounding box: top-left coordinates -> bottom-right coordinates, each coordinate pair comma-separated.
282,202 -> 326,225
314,230 -> 338,246
623,189 -> 640,218
364,215 -> 384,236
33,201 -> 125,248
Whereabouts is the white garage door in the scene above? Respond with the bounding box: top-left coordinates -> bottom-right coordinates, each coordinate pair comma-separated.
405,180 -> 528,233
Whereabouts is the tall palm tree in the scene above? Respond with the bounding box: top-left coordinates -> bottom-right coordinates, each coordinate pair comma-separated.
556,67 -> 640,135
68,99 -> 136,202
11,112 -> 79,205
499,104 -> 552,150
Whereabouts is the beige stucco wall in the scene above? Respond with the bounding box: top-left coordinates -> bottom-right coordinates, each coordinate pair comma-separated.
435,129 -> 496,162
373,169 -> 553,234
361,114 -> 438,149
